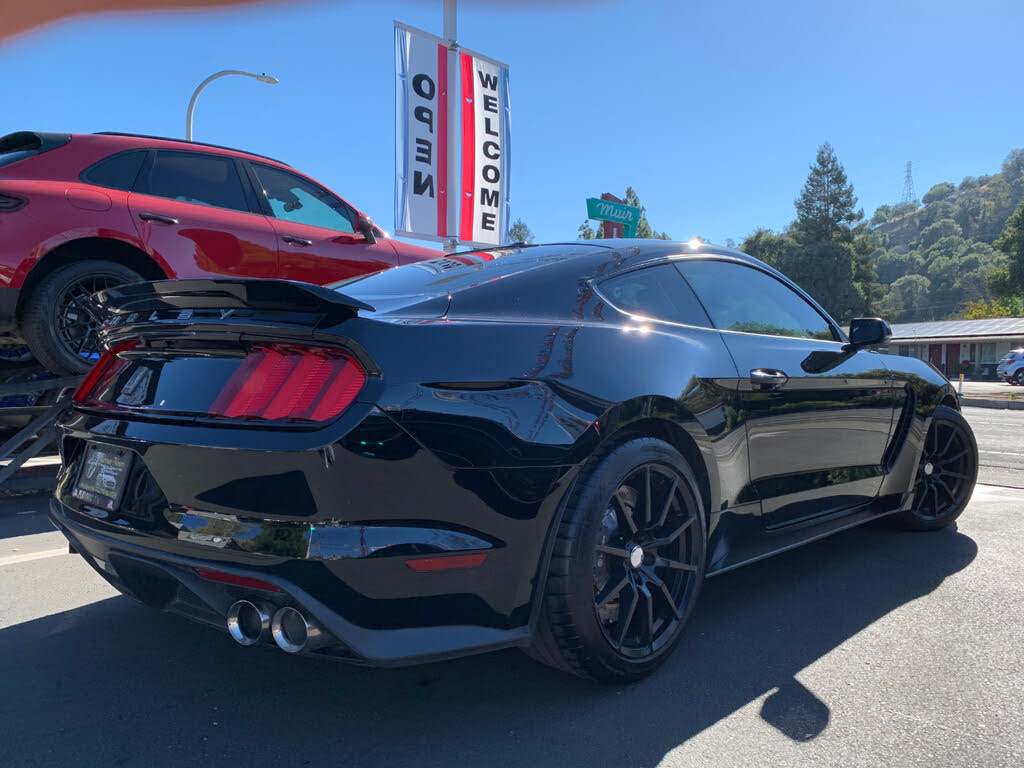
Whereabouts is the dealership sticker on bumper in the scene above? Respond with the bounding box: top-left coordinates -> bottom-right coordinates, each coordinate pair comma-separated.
72,443 -> 132,513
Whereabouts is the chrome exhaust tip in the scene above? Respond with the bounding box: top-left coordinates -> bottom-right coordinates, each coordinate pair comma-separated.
226,600 -> 272,646
271,606 -> 328,653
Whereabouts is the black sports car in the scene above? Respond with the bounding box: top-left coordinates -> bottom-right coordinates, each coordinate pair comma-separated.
50,241 -> 978,682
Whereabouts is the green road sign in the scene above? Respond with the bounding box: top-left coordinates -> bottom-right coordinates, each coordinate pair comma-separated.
586,197 -> 640,238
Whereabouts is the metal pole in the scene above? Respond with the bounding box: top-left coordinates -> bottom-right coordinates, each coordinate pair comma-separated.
443,0 -> 459,253
186,69 -> 278,141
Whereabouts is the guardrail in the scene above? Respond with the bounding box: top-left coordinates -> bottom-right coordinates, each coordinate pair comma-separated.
0,375 -> 82,491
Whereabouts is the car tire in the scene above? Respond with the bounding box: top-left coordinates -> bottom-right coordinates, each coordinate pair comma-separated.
1016,370 -> 1024,386
527,438 -> 707,683
891,405 -> 978,531
21,261 -> 142,376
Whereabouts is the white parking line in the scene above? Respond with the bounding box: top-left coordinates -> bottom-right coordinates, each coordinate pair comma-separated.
0,548 -> 68,567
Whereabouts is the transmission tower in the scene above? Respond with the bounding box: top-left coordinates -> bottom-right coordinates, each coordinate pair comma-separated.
900,161 -> 916,204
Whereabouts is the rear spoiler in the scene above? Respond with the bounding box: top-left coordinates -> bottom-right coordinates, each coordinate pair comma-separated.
0,131 -> 71,155
89,278 -> 375,323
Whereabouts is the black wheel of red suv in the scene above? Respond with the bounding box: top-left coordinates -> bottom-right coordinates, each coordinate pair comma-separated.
891,405 -> 978,531
528,438 -> 707,683
21,261 -> 141,376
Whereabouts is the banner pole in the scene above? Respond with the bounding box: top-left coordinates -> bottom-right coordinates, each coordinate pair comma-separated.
443,0 -> 459,253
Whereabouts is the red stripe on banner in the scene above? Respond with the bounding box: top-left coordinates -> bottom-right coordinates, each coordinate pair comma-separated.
436,43 -> 448,238
459,52 -> 475,243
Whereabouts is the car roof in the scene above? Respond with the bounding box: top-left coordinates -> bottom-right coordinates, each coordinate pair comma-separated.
445,239 -> 781,283
337,240 -> 796,314
90,132 -> 290,167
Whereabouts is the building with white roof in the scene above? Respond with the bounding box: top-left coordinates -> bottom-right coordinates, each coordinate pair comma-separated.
882,317 -> 1024,378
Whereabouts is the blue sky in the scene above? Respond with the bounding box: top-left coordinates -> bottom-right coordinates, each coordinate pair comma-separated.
2,0 -> 1021,247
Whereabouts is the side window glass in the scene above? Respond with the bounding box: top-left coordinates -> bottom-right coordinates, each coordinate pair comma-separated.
598,264 -> 712,327
251,164 -> 355,233
143,151 -> 248,212
81,150 -> 147,190
676,260 -> 837,341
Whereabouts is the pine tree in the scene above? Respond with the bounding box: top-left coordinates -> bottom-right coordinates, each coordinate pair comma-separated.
624,187 -> 671,240
508,218 -> 535,244
793,142 -> 863,244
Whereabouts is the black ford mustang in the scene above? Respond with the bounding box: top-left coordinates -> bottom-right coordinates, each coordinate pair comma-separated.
50,241 -> 978,682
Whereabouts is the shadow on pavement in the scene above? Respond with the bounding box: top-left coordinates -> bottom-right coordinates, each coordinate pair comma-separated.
0,522 -> 976,768
0,504 -> 57,540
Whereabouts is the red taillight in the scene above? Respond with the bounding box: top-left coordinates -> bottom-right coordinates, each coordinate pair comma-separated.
194,567 -> 282,593
209,344 -> 366,424
72,340 -> 139,407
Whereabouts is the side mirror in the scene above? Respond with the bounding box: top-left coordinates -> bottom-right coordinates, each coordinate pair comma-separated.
845,317 -> 891,350
356,215 -> 377,245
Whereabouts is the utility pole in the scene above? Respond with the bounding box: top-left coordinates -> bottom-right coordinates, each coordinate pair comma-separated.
901,161 -> 916,205
443,0 -> 459,253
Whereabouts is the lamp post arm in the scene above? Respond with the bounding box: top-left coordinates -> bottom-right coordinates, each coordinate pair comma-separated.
185,70 -> 261,141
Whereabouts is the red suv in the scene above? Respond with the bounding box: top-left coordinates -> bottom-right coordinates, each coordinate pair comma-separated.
0,131 -> 438,374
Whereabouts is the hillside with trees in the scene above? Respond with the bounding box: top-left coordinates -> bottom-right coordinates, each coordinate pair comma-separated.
740,145 -> 1024,324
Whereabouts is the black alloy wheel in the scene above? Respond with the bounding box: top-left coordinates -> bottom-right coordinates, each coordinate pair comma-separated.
528,438 -> 707,682
21,260 -> 142,375
1016,370 -> 1024,386
55,274 -> 124,360
592,464 -> 701,658
894,405 -> 977,531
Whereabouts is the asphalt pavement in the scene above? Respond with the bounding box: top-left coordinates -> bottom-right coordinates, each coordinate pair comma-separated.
1,408 -> 1022,768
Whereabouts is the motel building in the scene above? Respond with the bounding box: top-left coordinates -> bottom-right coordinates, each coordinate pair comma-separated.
879,317 -> 1024,379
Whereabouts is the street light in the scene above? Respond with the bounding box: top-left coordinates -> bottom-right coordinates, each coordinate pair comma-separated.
185,70 -> 278,141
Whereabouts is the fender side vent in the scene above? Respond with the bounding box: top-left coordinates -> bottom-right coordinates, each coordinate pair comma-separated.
882,385 -> 917,473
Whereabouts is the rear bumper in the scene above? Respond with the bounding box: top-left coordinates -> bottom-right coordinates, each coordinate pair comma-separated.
0,286 -> 18,334
50,498 -> 530,666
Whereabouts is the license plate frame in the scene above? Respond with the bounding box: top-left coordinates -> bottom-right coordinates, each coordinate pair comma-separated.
72,443 -> 133,513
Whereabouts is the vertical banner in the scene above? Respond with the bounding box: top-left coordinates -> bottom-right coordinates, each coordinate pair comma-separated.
395,23 -> 450,242
458,49 -> 511,248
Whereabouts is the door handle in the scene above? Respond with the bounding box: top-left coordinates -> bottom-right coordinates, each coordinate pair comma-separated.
282,235 -> 313,246
750,368 -> 789,390
138,212 -> 179,225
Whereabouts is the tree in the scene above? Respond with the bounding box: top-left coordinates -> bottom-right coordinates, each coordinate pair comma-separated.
777,241 -> 865,321
740,228 -> 790,269
793,142 -> 863,244
962,297 -> 1024,319
880,274 -> 932,322
891,201 -> 920,218
990,198 -> 1024,299
1003,148 -> 1024,199
870,204 -> 893,226
782,143 -> 876,318
508,218 -> 535,244
876,249 -> 924,285
922,182 -> 955,205
919,219 -> 962,249
918,200 -> 955,229
623,187 -> 671,239
577,221 -> 600,240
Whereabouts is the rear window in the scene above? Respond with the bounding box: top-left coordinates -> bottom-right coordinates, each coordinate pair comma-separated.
597,264 -> 712,327
80,150 -> 147,190
0,132 -> 71,169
